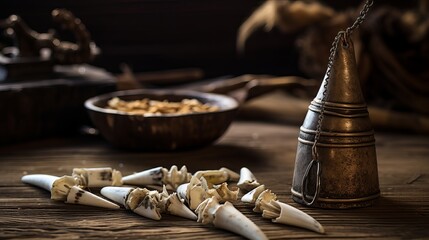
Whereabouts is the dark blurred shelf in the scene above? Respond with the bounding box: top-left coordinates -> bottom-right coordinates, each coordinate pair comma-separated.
0,65 -> 116,144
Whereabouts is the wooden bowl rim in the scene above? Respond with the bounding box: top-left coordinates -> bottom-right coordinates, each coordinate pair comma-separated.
85,89 -> 239,118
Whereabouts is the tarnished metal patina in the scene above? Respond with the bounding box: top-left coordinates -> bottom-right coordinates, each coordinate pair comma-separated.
291,35 -> 380,209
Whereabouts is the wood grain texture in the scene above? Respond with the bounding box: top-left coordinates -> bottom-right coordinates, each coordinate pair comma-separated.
1,121 -> 429,239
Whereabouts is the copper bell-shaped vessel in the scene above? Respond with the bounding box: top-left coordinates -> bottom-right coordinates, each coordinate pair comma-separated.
291,34 -> 380,208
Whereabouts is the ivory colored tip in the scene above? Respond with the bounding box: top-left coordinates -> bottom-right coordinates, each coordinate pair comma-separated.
101,186 -> 134,207
214,202 -> 268,240
176,183 -> 188,202
122,167 -> 163,186
241,185 -> 265,204
66,186 -> 120,209
23,174 -> 80,201
21,174 -> 59,192
167,193 -> 197,220
237,167 -> 260,192
271,200 -> 325,234
133,205 -> 162,220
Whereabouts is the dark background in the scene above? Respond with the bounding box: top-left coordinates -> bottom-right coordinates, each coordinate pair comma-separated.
1,0 -> 413,78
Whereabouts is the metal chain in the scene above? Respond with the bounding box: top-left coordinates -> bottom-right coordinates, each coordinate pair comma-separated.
301,0 -> 374,206
346,0 -> 374,37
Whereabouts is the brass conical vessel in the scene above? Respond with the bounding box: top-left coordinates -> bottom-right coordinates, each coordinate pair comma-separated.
291,35 -> 380,208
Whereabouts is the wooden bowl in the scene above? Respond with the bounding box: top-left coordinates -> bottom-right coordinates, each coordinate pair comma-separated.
85,89 -> 239,150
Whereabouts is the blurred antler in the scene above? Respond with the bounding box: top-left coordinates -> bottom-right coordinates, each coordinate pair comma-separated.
51,9 -> 98,64
237,0 -> 334,53
1,9 -> 98,64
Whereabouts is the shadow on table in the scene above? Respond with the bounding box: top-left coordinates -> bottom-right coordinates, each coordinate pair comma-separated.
314,196 -> 429,238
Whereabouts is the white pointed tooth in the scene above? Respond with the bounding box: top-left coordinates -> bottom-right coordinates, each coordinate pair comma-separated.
133,203 -> 162,220
176,183 -> 189,203
195,197 -> 267,240
237,167 -> 261,192
22,174 -> 59,192
241,185 -> 266,204
22,174 -> 79,201
101,186 -> 134,207
126,188 -> 152,210
262,200 -> 325,234
128,189 -> 161,220
166,193 -> 197,220
122,167 -> 164,186
73,167 -> 123,187
219,167 -> 240,182
195,197 -> 220,224
180,175 -> 239,208
66,186 -> 120,209
213,201 -> 268,240
254,189 -> 277,213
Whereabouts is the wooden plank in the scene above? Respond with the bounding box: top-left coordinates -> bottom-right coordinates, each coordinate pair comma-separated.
0,121 -> 429,239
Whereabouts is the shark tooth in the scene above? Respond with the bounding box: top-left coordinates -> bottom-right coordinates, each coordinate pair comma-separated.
176,183 -> 189,202
126,188 -> 154,210
241,185 -> 266,204
260,200 -> 325,234
73,167 -> 122,187
213,202 -> 268,240
101,186 -> 162,220
237,167 -> 261,192
66,185 -> 120,209
22,174 -> 58,192
196,197 -> 268,240
22,174 -> 78,201
235,167 -> 325,234
131,189 -> 162,220
146,185 -> 195,220
22,174 -> 119,209
240,184 -> 325,234
101,186 -> 134,207
123,165 -> 191,190
165,193 -> 197,220
121,167 -> 164,186
254,189 -> 277,213
133,203 -> 162,220
195,197 -> 219,224
177,176 -> 238,210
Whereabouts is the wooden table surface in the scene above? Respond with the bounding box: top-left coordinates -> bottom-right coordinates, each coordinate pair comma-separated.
1,120 -> 429,239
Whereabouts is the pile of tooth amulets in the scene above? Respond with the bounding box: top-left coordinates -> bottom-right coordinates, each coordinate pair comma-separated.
22,166 -> 324,240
